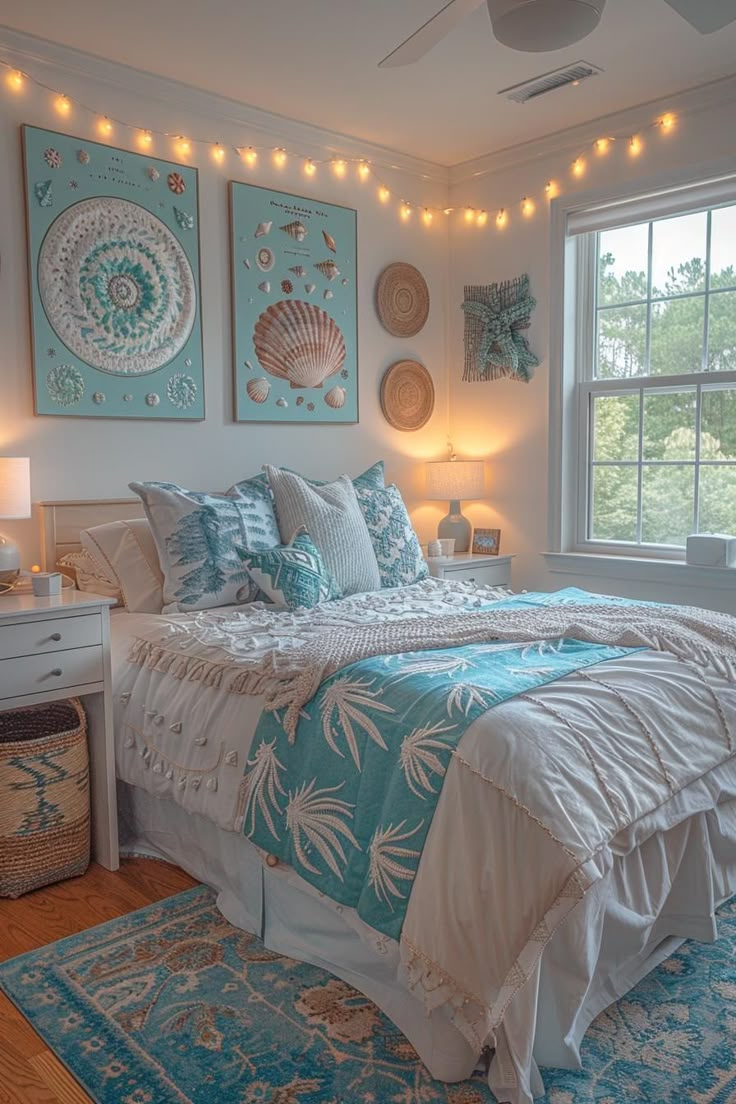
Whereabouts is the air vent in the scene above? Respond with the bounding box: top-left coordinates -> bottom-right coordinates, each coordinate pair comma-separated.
499,61 -> 602,104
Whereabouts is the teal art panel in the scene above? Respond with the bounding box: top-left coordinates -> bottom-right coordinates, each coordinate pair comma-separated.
23,125 -> 204,419
230,181 -> 358,423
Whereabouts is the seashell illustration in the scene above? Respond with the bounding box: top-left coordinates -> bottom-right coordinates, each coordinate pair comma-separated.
47,365 -> 84,406
123,393 -> 133,402
304,283 -> 316,294
92,392 -> 106,405
167,373 -> 197,409
296,396 -> 304,406
276,397 -> 288,408
245,359 -> 254,370
34,180 -> 53,208
243,258 -> 251,269
246,377 -> 270,403
77,149 -> 90,165
325,385 -> 346,409
185,357 -> 193,367
324,289 -> 334,301
255,221 -> 272,237
258,280 -> 270,293
148,166 -> 160,181
256,247 -> 275,272
44,148 -> 62,169
146,393 -> 160,406
289,265 -> 306,277
281,279 -> 293,294
341,369 -> 349,379
322,230 -> 337,253
307,402 -> 315,411
173,207 -> 194,230
280,221 -> 307,242
341,278 -> 349,286
315,260 -> 340,280
167,172 -> 186,194
253,299 -> 346,389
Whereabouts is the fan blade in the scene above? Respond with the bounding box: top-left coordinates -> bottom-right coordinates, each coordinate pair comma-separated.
664,0 -> 736,34
378,0 -> 486,67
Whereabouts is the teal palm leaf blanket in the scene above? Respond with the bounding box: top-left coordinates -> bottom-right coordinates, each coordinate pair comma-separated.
243,589 -> 639,941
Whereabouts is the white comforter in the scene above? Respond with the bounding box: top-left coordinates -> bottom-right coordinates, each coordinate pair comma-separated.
110,580 -> 736,1102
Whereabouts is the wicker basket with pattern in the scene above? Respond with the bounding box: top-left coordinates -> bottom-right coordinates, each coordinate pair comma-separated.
0,698 -> 90,898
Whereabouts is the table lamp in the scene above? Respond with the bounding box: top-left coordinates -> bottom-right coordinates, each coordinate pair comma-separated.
0,457 -> 31,588
426,452 -> 485,553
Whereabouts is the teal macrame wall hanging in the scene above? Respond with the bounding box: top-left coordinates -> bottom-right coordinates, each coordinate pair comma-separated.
462,275 -> 539,383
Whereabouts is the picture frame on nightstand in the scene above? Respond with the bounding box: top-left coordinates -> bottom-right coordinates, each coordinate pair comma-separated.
472,528 -> 501,555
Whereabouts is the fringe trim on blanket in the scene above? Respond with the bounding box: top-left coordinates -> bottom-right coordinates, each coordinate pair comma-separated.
127,637 -> 290,698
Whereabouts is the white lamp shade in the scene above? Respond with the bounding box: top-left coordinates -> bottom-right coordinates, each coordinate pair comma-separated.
426,459 -> 485,501
0,457 -> 31,519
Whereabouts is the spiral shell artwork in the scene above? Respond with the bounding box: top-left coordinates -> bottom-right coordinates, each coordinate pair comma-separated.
148,166 -> 160,181
167,172 -> 186,194
146,392 -> 160,407
289,265 -> 306,277
92,391 -> 106,405
174,207 -> 194,230
256,247 -> 275,272
246,377 -> 270,403
255,221 -> 272,237
44,148 -> 62,169
324,289 -> 334,301
35,180 -> 53,208
167,373 -> 197,409
253,299 -> 346,389
47,365 -> 84,406
315,260 -> 340,280
325,385 -> 346,409
304,283 -> 316,295
258,281 -> 270,293
280,221 -> 307,242
281,279 -> 293,294
38,198 -> 196,376
322,230 -> 337,253
77,149 -> 90,165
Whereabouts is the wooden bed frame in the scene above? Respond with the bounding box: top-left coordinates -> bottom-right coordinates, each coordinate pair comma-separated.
38,498 -> 145,571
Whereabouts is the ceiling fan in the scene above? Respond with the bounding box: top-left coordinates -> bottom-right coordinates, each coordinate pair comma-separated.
378,0 -> 736,67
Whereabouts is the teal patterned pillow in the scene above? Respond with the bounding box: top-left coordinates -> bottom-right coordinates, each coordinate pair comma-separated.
130,480 -> 280,612
238,531 -> 340,609
356,484 -> 429,589
233,461 -> 385,494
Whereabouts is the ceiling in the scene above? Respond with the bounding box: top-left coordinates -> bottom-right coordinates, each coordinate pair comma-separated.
3,0 -> 736,164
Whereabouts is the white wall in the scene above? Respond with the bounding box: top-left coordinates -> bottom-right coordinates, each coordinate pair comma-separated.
0,31 -> 452,563
448,79 -> 736,611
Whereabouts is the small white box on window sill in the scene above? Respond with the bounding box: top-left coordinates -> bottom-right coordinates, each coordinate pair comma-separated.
685,534 -> 736,568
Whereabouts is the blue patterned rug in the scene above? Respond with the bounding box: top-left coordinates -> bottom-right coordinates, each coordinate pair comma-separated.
1,885 -> 735,1104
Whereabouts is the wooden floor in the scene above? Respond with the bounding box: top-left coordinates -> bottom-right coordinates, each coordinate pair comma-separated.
0,858 -> 196,1104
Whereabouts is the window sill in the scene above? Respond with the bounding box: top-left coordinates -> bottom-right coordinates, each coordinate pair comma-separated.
544,551 -> 736,592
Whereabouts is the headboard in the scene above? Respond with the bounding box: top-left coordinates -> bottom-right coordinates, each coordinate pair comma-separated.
39,498 -> 145,571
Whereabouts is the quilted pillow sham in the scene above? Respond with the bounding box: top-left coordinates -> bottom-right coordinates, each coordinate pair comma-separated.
130,479 -> 280,612
238,530 -> 339,610
356,483 -> 429,588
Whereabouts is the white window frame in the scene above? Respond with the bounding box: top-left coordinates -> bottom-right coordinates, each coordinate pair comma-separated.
549,157 -> 736,565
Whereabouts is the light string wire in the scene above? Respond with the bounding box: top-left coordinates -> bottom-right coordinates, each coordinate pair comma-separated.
2,59 -> 683,229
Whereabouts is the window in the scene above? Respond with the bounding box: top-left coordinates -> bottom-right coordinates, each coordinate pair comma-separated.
567,189 -> 736,556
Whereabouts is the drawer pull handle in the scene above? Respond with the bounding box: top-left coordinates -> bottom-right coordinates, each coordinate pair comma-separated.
50,633 -> 62,642
468,576 -> 475,582
50,668 -> 63,677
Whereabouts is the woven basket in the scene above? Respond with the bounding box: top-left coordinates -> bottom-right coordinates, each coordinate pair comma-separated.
0,698 -> 90,898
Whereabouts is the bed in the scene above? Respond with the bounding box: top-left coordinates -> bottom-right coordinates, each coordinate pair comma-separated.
40,498 -> 736,1104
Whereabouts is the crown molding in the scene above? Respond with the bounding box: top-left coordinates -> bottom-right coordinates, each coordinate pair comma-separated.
0,25 -> 449,186
449,72 -> 736,185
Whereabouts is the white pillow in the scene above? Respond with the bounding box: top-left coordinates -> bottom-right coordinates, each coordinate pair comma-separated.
59,548 -> 123,605
80,519 -> 164,614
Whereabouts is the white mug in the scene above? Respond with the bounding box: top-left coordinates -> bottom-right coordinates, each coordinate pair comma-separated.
438,538 -> 456,557
427,539 -> 442,557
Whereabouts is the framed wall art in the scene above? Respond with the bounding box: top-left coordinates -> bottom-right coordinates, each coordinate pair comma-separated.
22,125 -> 204,419
472,528 -> 501,555
230,181 -> 358,423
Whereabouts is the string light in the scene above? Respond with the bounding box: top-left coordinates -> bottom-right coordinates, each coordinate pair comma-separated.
331,159 -> 347,178
212,142 -> 225,163
545,180 -> 559,199
476,210 -> 488,227
464,208 -> 475,224
303,158 -> 316,176
659,112 -> 676,132
97,116 -> 113,137
571,157 -> 586,178
54,94 -> 71,116
241,146 -> 258,167
378,185 -> 390,203
496,208 -> 508,229
399,202 -> 411,221
273,147 -> 287,167
137,129 -> 153,150
422,208 -> 433,226
594,136 -> 612,155
5,69 -> 24,92
521,196 -> 535,218
358,161 -> 371,180
176,136 -> 192,157
629,134 -> 643,157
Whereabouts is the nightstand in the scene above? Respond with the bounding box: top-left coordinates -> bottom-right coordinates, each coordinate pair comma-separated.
427,553 -> 514,589
0,591 -> 118,871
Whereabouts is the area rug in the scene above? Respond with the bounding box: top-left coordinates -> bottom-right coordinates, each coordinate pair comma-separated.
1,886 -> 735,1104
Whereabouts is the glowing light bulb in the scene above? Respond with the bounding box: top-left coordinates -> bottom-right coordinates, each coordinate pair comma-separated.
210,143 -> 225,164
273,148 -> 287,167
629,135 -> 643,157
55,94 -> 71,116
358,161 -> 370,181
177,137 -> 192,157
30,564 -> 41,574
659,112 -> 676,133
98,116 -> 113,138
521,197 -> 535,218
400,203 -> 412,221
332,159 -> 347,178
496,208 -> 508,229
545,179 -> 559,199
571,157 -> 586,178
5,70 -> 24,92
476,210 -> 488,227
137,129 -> 153,151
464,208 -> 475,224
594,137 -> 611,155
241,146 -> 258,168
378,186 -> 390,203
422,209 -> 433,226
303,158 -> 317,177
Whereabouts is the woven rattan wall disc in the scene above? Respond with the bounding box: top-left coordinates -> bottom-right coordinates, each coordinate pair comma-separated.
375,262 -> 430,337
380,359 -> 434,431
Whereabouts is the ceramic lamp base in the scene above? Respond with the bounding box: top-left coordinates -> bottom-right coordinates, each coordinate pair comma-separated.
438,501 -> 472,554
0,533 -> 20,586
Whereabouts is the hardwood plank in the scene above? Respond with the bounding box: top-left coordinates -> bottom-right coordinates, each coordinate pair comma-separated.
0,1041 -> 58,1104
0,993 -> 46,1058
31,1052 -> 89,1104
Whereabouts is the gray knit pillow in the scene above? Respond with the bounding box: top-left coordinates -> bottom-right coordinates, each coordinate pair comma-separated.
265,467 -> 380,596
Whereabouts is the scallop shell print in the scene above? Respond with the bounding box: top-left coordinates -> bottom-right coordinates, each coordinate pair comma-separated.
315,260 -> 340,280
47,365 -> 84,406
322,230 -> 337,253
38,198 -> 196,376
246,377 -> 270,403
253,300 -> 346,389
280,221 -> 307,242
167,373 -> 197,409
325,385 -> 346,409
